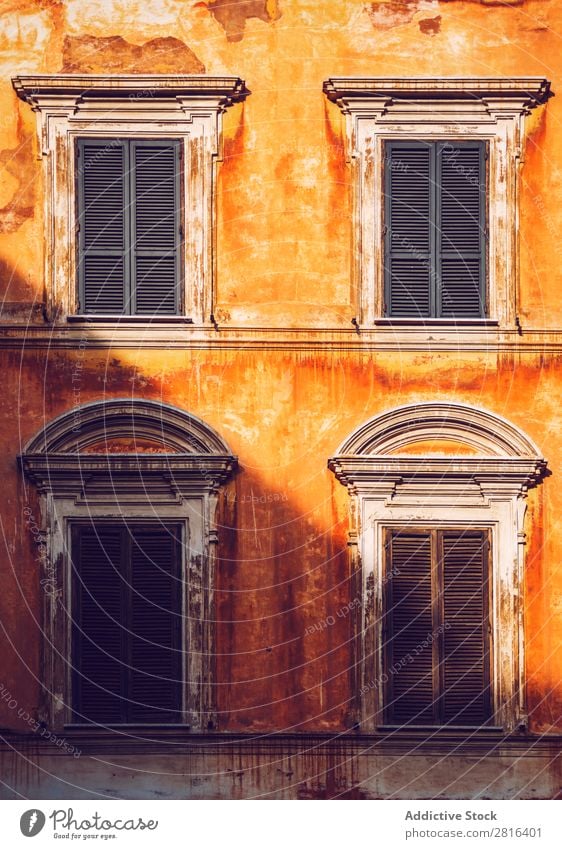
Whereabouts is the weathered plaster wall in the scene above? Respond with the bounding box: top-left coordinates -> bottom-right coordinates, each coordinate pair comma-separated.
0,0 -> 561,797
1,737 -> 560,799
1,347 -> 560,736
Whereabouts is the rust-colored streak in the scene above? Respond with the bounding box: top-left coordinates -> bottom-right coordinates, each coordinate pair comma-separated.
207,0 -> 281,42
61,35 -> 205,74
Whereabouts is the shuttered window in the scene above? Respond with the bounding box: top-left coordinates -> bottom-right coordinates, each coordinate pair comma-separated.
383,528 -> 492,726
71,523 -> 182,724
77,139 -> 182,315
384,141 -> 486,318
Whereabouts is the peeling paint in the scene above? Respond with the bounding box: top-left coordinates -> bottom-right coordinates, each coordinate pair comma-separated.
207,0 -> 281,42
61,34 -> 205,74
419,14 -> 441,33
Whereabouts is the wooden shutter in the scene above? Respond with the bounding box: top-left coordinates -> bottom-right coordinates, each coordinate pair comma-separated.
385,143 -> 432,317
384,141 -> 485,318
441,530 -> 491,724
438,143 -> 486,318
78,140 -> 127,314
72,523 -> 182,724
132,142 -> 180,315
383,527 -> 492,726
72,525 -> 127,723
129,528 -> 182,723
384,530 -> 435,723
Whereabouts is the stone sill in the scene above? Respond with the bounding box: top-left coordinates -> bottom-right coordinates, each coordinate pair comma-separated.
1,728 -> 559,758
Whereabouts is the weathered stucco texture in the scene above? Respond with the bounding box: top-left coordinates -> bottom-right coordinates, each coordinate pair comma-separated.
0,0 -> 561,798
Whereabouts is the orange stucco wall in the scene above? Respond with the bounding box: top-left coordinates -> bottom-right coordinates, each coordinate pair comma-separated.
0,0 -> 561,745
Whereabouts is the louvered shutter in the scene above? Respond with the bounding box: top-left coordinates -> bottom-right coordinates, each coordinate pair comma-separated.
385,144 -> 432,317
132,142 -> 180,315
129,528 -> 182,723
72,525 -> 126,723
72,523 -> 182,724
78,140 -> 127,314
441,530 -> 491,724
438,144 -> 486,318
384,530 -> 435,724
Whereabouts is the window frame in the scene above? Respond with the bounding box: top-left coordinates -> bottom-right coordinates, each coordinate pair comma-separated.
19,399 -> 238,732
12,75 -> 249,326
76,137 -> 184,317
328,401 -> 547,733
323,77 -> 551,331
383,139 -> 488,320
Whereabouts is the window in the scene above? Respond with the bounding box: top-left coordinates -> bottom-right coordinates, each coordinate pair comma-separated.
323,77 -> 551,329
20,399 -> 237,730
77,139 -> 182,316
71,523 -> 182,724
328,402 -> 547,732
12,75 -> 248,324
384,141 -> 486,319
383,528 -> 491,726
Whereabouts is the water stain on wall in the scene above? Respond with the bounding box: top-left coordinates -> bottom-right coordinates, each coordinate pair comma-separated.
61,34 -> 205,74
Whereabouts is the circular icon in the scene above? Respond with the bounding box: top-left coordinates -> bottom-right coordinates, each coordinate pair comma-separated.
19,810 -> 46,837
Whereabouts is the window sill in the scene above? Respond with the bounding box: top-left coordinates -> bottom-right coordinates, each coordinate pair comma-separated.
378,725 -> 504,732
373,318 -> 499,328
67,315 -> 194,324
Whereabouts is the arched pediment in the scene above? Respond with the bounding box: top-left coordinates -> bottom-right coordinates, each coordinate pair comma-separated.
335,402 -> 542,459
20,400 -> 237,494
22,399 -> 232,456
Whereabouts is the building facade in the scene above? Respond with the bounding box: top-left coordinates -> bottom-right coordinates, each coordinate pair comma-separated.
0,0 -> 561,799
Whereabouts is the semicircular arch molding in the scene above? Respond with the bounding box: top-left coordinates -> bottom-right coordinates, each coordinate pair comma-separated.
335,402 -> 542,459
22,398 -> 232,456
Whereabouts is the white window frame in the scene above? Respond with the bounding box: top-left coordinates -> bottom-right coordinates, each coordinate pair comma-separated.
19,399 -> 237,731
323,77 -> 551,330
12,75 -> 248,325
328,402 -> 547,732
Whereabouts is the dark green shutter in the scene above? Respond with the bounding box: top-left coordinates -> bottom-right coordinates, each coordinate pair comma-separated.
384,144 -> 432,317
132,142 -> 181,315
78,140 -> 127,314
441,530 -> 491,724
384,141 -> 485,318
438,144 -> 486,317
72,523 -> 182,724
129,528 -> 182,723
384,530 -> 435,723
78,139 -> 181,316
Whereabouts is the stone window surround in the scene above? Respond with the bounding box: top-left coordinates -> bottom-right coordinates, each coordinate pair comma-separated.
328,402 -> 547,733
19,399 -> 237,732
12,75 -> 248,325
323,77 -> 551,331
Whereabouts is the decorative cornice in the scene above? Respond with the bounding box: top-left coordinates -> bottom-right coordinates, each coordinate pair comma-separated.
323,76 -> 551,113
4,325 -> 562,351
12,74 -> 249,107
329,402 -> 548,494
20,400 -> 238,494
20,453 -> 237,494
328,456 -> 547,493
